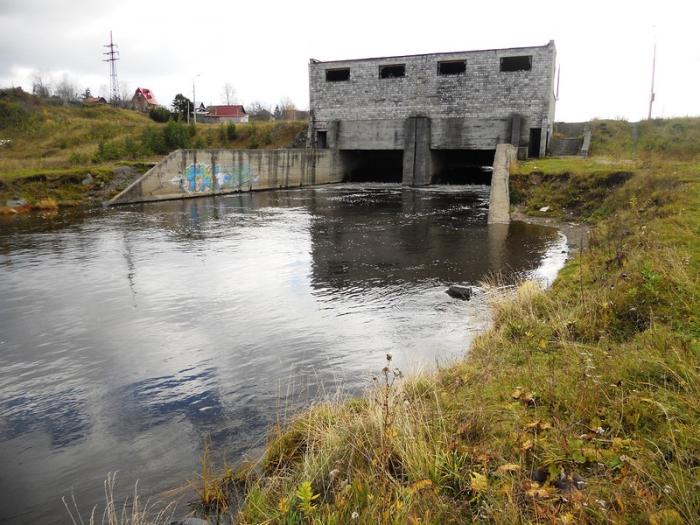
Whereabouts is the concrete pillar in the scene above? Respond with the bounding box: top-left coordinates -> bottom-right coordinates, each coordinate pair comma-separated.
487,144 -> 515,224
327,120 -> 339,149
402,117 -> 416,185
402,116 -> 432,186
580,124 -> 591,157
539,118 -> 548,158
487,222 -> 510,268
510,114 -> 521,146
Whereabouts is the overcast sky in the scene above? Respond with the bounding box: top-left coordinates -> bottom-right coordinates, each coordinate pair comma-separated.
1,0 -> 698,121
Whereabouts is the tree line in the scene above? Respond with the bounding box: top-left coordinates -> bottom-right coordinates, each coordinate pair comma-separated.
26,71 -> 307,121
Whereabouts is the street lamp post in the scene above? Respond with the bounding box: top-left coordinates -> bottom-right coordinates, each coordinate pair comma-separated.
193,74 -> 200,125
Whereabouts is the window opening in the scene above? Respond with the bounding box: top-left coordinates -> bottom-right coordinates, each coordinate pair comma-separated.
438,60 -> 466,75
379,64 -> 406,78
500,56 -> 532,72
326,68 -> 350,81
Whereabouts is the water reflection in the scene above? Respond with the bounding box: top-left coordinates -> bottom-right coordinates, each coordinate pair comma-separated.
0,184 -> 565,523
0,390 -> 88,448
116,367 -> 225,431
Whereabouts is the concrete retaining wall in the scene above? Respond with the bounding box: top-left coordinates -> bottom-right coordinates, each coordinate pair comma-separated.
108,149 -> 342,205
487,144 -> 517,224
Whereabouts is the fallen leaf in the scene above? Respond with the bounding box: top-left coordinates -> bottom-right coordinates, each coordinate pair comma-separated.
526,486 -> 551,499
407,479 -> 434,494
520,439 -> 534,453
470,471 -> 489,493
497,463 -> 521,474
525,420 -> 552,432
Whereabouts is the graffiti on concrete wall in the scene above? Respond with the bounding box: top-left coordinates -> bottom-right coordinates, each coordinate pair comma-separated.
177,162 -> 259,194
180,163 -> 212,193
214,164 -> 259,190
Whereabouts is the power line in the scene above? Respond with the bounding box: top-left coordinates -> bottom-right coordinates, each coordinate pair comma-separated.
103,31 -> 120,105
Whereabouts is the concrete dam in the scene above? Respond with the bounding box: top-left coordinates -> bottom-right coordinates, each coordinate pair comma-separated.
110,41 -> 558,223
107,144 -> 516,224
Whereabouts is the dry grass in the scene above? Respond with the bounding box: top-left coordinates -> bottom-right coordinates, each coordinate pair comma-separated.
63,473 -> 176,525
204,164 -> 700,524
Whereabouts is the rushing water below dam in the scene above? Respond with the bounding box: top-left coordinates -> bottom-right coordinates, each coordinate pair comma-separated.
0,184 -> 567,523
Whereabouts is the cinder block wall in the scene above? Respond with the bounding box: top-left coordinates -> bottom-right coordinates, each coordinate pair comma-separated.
309,41 -> 556,152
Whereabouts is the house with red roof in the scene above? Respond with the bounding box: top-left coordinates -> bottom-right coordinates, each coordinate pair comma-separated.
131,87 -> 159,111
205,105 -> 249,123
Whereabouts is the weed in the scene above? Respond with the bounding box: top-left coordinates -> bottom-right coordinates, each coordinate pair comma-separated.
190,439 -> 232,515
63,472 -> 175,525
294,480 -> 320,518
374,353 -> 403,476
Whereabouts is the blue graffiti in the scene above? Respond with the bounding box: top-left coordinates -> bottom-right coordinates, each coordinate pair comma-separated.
182,163 -> 213,193
177,162 -> 260,193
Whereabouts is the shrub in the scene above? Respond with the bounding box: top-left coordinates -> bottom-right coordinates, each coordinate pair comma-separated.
68,152 -> 90,165
123,137 -> 144,159
164,120 -> 190,150
0,100 -> 35,130
92,141 -> 123,163
226,122 -> 237,141
141,126 -> 168,155
148,106 -> 171,123
262,131 -> 273,145
248,135 -> 259,149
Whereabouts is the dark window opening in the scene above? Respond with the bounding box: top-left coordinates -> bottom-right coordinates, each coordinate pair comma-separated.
438,60 -> 466,75
431,149 -> 495,185
528,128 -> 542,158
316,131 -> 328,149
379,64 -> 406,79
340,150 -> 403,183
500,55 -> 532,72
325,68 -> 350,82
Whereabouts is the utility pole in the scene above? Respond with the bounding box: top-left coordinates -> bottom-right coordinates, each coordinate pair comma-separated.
103,31 -> 120,105
648,41 -> 656,120
193,74 -> 200,125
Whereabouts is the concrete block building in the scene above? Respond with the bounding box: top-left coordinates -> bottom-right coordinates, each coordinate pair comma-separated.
308,41 -> 556,185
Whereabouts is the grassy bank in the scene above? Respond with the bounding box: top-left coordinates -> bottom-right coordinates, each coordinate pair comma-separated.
0,88 -> 307,209
197,161 -> 700,524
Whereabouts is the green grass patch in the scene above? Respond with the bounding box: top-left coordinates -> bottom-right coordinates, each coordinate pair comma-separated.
512,157 -> 640,176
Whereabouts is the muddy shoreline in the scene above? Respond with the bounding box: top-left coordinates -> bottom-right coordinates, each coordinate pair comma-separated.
512,205 -> 590,252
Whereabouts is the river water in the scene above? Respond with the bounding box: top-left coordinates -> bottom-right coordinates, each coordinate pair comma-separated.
0,184 -> 566,523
